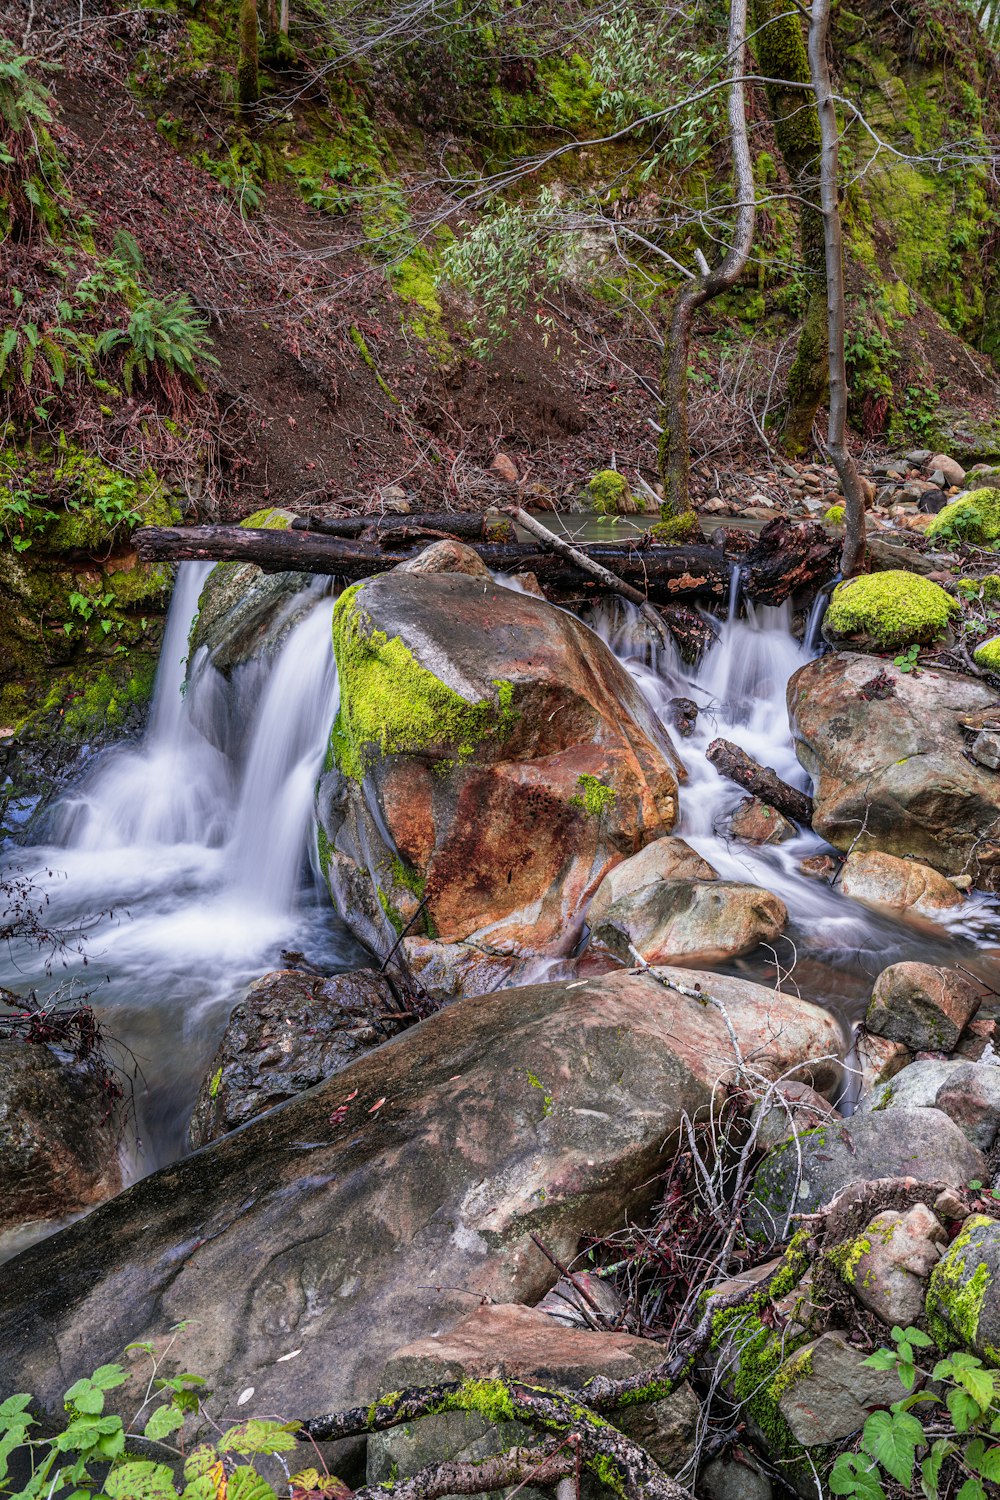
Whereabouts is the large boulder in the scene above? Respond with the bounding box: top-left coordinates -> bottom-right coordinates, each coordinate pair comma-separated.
788,652 -> 1000,883
865,961 -> 982,1052
590,878 -> 787,967
0,1041 -> 123,1237
316,571 -> 680,961
0,969 -> 841,1428
586,837 -> 717,928
188,968 -> 405,1148
839,850 -> 965,921
856,1059 -> 1000,1152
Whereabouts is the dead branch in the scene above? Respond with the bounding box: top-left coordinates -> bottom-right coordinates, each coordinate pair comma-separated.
705,739 -> 814,825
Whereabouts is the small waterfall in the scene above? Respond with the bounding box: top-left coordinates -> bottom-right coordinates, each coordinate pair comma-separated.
803,584 -> 833,654
726,563 -> 744,622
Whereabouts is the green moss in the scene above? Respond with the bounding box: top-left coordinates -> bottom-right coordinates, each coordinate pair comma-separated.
926,1215 -> 997,1360
569,774 -> 616,818
974,638 -> 1000,673
390,855 -> 426,899
586,470 -> 634,516
823,504 -> 845,526
651,511 -> 703,544
240,507 -> 292,530
348,327 -> 398,404
330,583 -> 517,780
526,1070 -> 554,1118
448,1379 -> 516,1426
824,569 -> 958,649
377,885 -> 405,935
926,488 -> 1000,546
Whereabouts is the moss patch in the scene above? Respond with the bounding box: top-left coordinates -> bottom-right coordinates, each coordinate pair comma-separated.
823,504 -> 845,526
569,773 -> 616,817
586,470 -> 637,516
974,637 -> 1000,673
652,511 -> 703,544
824,569 -> 958,649
926,488 -> 1000,547
926,1215 -> 999,1362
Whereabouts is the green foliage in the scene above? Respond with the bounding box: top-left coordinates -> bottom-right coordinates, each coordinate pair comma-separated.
569,773 -> 616,817
900,382 -> 942,442
586,469 -> 636,515
829,1325 -> 1000,1500
0,38 -> 64,242
652,511 -> 703,543
824,570 -> 959,649
893,642 -> 921,673
926,488 -> 1000,547
95,290 -> 217,395
824,504 -> 846,526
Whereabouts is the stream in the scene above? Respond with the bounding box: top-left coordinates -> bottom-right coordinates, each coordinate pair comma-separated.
4,562 -> 1000,1260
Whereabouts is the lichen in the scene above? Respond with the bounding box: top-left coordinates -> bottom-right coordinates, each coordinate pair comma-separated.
329,582 -> 517,780
823,569 -> 958,649
925,487 -> 1000,546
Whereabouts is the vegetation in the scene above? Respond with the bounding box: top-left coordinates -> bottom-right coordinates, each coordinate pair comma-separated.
824,570 -> 959,648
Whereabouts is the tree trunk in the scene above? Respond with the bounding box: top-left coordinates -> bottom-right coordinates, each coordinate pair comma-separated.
659,0 -> 756,514
706,738 -> 814,824
808,0 -> 867,578
750,0 -> 828,455
237,0 -> 259,109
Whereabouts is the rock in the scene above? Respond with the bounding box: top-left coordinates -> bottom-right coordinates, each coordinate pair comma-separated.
854,1029 -> 912,1095
400,937 -> 519,1003
788,651 -> 1000,883
918,486 -> 950,514
857,1059 -> 1000,1152
317,572 -> 679,964
730,796 -> 796,846
821,571 -> 958,652
952,1016 -> 1000,1063
512,571 -> 546,599
799,853 -> 838,881
591,878 -> 787,967
491,452 -> 519,484
926,1214 -> 1000,1361
396,540 -> 492,578
865,962 -> 982,1052
972,729 -> 1000,771
746,1107 -> 985,1242
700,1454 -> 773,1500
667,696 -> 699,737
773,1333 -> 910,1446
753,1081 -> 841,1154
367,1304 -> 700,1488
586,836 -> 717,928
837,1203 -> 948,1327
535,1272 -> 625,1329
906,449 -> 933,467
927,453 -> 967,487
0,968 -> 843,1427
840,850 -> 965,921
926,487 -> 1000,547
188,969 -> 405,1148
0,1042 -> 123,1237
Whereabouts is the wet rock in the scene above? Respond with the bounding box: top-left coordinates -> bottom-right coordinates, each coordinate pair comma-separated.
587,836 -> 717,929
400,937 -> 519,1003
840,850 -> 965,920
316,572 -> 679,965
918,486 -> 950,514
927,453 -> 966,487
591,878 -> 787,967
367,1304 -> 700,1487
730,796 -> 796,846
952,1016 -> 1000,1063
0,967 -> 842,1429
971,729 -> 1000,771
396,540 -> 492,578
188,968 -> 405,1148
667,696 -> 699,737
854,1029 -> 912,1095
926,1214 -> 1000,1360
857,1059 -> 1000,1152
788,652 -> 1000,884
746,1107 -> 985,1242
837,1203 -> 948,1327
0,1041 -> 122,1236
865,961 -> 981,1052
799,853 -> 838,881
774,1333 -> 910,1446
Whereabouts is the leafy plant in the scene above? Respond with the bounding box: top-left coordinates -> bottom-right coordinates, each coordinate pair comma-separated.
893,643 -> 921,673
900,382 -> 942,442
95,292 -> 218,396
829,1325 -> 1000,1500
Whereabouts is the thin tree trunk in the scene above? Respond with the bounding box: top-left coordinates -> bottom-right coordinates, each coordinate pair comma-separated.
237,0 -> 259,109
749,0 -> 828,455
279,0 -> 289,35
808,0 -> 866,578
659,0 -> 756,514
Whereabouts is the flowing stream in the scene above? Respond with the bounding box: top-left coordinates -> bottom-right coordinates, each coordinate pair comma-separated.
4,563 -> 1000,1258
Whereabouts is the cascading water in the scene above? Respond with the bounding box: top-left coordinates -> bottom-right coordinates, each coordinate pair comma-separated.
0,565 -> 363,1226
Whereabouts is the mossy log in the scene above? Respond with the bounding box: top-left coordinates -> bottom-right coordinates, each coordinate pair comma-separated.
291,513 -> 517,544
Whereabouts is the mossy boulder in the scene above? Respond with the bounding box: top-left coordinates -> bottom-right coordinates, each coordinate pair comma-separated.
585,469 -> 639,515
822,569 -> 958,650
926,1214 -> 1000,1363
974,636 -> 1000,673
925,487 -> 1000,546
652,511 -> 703,544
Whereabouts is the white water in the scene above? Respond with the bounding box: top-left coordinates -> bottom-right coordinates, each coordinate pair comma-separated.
0,566 -> 363,1202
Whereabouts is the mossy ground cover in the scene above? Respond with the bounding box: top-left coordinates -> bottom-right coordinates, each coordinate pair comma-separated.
824,570 -> 959,650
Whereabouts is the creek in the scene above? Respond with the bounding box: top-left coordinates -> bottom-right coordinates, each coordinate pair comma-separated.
3,562 -> 1000,1259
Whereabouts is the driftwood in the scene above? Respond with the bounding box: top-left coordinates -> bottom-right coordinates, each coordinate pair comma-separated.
706,738 -> 814,825
134,525 -> 731,602
291,511 -> 516,544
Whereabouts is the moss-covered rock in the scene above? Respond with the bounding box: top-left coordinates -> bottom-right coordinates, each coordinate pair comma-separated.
926,1214 -> 1000,1363
586,469 -> 639,516
822,569 -> 958,650
925,487 -> 1000,546
651,511 -> 703,544
974,636 -> 1000,673
823,504 -> 845,526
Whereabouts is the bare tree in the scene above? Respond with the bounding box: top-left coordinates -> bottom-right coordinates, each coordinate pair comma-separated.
658,0 -> 756,517
808,0 -> 866,577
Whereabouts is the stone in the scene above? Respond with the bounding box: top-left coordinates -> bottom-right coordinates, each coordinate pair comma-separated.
906,449 -> 933,467
667,697 -> 699,737
746,1107 -> 986,1242
0,1041 -> 123,1237
918,487 -> 950,514
188,969 -> 404,1148
491,452 -> 519,484
752,1080 -> 841,1154
591,878 -> 787,967
854,1029 -> 912,1095
972,729 -> 1000,771
399,937 -> 519,1003
586,837 -> 717,929
926,1214 -> 1000,1361
396,540 -> 492,578
700,1454 -> 773,1500
730,796 -> 796,846
927,453 -> 967,487
865,962 -> 982,1052
952,1016 -> 1000,1063
840,850 -> 964,921
775,1333 -> 910,1446
317,572 -> 679,964
367,1304 -> 700,1487
788,652 -> 1000,884
535,1272 -> 625,1329
799,853 -> 838,881
857,1059 -> 1000,1152
839,1203 -> 948,1327
0,967 -> 843,1428
188,516 -> 313,675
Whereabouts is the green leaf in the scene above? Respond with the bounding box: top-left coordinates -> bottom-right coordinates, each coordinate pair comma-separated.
144,1404 -> 186,1440
104,1460 -> 178,1498
183,1445 -> 218,1481
63,1380 -> 105,1416
862,1409 -> 923,1487
227,1466 -> 280,1500
970,1444 -> 1000,1481
180,1476 -> 218,1500
955,1362 -> 997,1412
829,1452 -> 887,1499
947,1386 -> 982,1433
863,1349 -> 899,1371
217,1418 -> 300,1455
955,1479 -> 986,1500
905,1328 -> 934,1348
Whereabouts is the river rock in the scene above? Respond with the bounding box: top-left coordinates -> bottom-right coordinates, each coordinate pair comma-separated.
586,836 -> 717,929
590,878 -> 787,967
838,1203 -> 948,1327
396,539 -> 492,578
729,796 -> 796,846
839,850 -> 965,920
400,937 -> 520,1002
926,1215 -> 1000,1361
316,570 -> 680,964
927,453 -> 966,487
188,968 -> 405,1148
857,1059 -> 1000,1152
865,961 -> 982,1052
788,652 -> 1000,884
0,967 -> 842,1430
0,1041 -> 123,1236
752,1080 -> 841,1154
746,1107 -> 986,1242
700,1454 -> 773,1500
366,1304 -> 700,1487
854,1028 -> 912,1094
772,1333 -> 910,1446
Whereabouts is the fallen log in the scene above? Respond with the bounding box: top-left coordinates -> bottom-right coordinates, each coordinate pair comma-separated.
706,738 -> 814,825
291,512 -> 516,544
741,517 -> 839,605
134,525 -> 731,602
